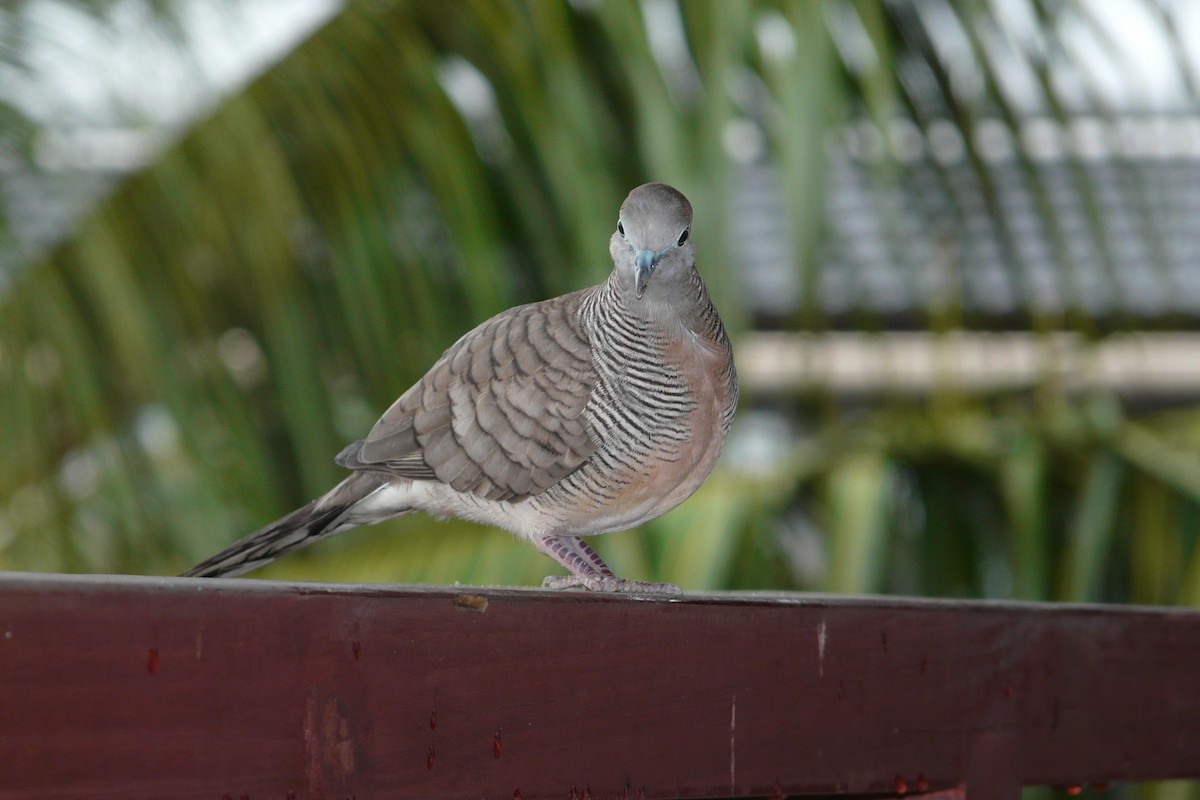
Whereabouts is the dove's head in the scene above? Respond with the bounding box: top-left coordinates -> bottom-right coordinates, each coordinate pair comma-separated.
610,182 -> 695,301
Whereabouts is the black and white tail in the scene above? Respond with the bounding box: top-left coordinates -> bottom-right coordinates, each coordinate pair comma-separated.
182,472 -> 395,578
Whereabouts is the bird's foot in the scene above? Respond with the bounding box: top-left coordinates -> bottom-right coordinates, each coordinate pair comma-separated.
542,574 -> 682,595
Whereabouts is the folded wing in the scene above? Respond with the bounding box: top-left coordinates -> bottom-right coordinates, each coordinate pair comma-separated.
336,290 -> 598,503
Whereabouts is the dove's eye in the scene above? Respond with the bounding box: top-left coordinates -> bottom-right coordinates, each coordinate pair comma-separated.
677,228 -> 690,246
617,220 -> 625,236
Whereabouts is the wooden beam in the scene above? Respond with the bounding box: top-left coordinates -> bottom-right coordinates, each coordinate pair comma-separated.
739,332 -> 1200,397
1,573 -> 1198,800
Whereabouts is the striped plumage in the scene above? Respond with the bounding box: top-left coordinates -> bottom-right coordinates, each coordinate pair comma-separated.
184,183 -> 738,592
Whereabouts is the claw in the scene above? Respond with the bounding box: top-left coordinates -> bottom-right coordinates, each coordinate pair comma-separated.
542,575 -> 682,595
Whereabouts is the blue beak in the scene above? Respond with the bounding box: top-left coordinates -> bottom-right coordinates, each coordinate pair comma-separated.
634,249 -> 659,298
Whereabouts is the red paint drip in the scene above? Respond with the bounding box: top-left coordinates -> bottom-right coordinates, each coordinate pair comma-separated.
893,775 -> 908,795
1067,786 -> 1083,796
915,774 -> 929,792
351,640 -> 361,661
513,791 -> 522,800
147,648 -> 159,675
426,746 -> 435,770
568,787 -> 578,800
494,731 -> 502,759
769,780 -> 785,800
430,710 -> 437,731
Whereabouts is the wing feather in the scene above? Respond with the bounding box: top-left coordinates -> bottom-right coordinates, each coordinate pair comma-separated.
336,289 -> 597,502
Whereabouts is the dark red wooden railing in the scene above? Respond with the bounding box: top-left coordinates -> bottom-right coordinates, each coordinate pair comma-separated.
1,572 -> 1198,800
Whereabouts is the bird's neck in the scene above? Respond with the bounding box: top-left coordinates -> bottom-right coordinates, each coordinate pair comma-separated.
600,267 -> 712,334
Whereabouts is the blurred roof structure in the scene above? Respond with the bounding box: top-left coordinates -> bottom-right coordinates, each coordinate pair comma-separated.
810,115 -> 1200,329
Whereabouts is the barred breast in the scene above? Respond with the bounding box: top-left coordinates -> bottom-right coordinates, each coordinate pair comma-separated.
525,271 -> 738,535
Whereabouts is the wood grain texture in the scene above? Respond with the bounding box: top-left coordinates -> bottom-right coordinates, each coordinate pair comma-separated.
1,573 -> 1198,800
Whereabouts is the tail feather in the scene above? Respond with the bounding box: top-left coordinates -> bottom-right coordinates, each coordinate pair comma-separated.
182,472 -> 391,578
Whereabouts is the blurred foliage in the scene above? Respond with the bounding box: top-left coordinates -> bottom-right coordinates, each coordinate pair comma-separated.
1,0 -> 1200,637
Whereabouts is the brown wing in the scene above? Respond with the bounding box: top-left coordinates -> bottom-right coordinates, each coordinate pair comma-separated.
336,289 -> 598,502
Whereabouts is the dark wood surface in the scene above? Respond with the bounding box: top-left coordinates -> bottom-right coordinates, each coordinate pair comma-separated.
1,572 -> 1198,800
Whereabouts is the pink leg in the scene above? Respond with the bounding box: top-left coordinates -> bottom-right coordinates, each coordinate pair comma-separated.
535,535 -> 681,595
534,535 -> 615,578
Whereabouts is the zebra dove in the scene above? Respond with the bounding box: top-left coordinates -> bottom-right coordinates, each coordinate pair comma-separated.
184,183 -> 738,592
